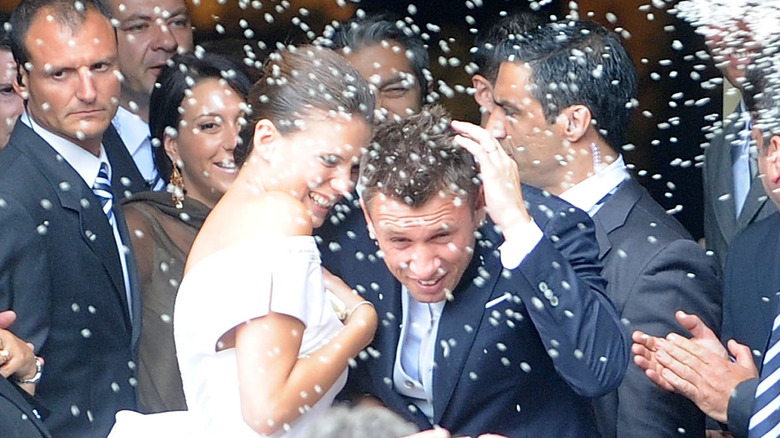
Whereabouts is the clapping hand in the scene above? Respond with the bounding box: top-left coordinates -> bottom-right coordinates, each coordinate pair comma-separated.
632,311 -> 757,423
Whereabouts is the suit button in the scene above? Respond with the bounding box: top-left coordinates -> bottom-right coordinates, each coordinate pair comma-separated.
538,281 -> 548,292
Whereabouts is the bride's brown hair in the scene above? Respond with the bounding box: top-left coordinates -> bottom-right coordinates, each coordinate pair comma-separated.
234,45 -> 375,166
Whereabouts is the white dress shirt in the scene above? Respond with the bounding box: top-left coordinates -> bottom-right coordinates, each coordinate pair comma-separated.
22,111 -> 134,319
560,155 -> 630,217
112,106 -> 163,190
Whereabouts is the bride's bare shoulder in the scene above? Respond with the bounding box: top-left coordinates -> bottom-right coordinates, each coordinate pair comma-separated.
209,191 -> 312,239
185,192 -> 313,273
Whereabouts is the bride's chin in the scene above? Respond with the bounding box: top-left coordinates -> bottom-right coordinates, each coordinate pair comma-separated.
309,212 -> 327,229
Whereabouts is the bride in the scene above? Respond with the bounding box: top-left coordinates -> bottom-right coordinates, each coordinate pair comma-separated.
110,45 -> 378,437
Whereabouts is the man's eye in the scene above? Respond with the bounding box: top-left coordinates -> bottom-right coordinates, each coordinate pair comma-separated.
170,17 -> 190,28
381,86 -> 409,98
124,22 -> 148,32
92,62 -> 111,72
320,155 -> 340,167
199,122 -> 218,131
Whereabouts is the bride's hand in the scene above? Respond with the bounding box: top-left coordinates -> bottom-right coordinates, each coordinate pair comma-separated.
322,268 -> 364,309
322,268 -> 377,347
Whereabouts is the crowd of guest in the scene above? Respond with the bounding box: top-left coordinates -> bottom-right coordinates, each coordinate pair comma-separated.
0,0 -> 779,437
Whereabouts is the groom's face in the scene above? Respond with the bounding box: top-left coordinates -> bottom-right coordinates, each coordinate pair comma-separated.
362,193 -> 479,303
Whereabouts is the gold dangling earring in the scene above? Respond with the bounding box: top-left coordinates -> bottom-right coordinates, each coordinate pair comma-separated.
170,165 -> 185,209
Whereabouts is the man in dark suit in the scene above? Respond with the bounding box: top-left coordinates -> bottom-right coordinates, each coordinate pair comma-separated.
698,15 -> 774,272
633,58 -> 780,438
97,0 -> 194,197
482,20 -> 722,437
321,106 -> 629,437
0,1 -> 140,436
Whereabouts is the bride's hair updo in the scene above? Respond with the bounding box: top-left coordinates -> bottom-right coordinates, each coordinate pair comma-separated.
234,45 -> 376,166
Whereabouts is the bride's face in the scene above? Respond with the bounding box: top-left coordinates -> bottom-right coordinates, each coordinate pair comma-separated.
268,117 -> 372,228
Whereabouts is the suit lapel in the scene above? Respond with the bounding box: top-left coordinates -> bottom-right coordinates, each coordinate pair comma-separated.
737,175 -> 769,229
376,273 -> 404,394
593,179 -> 641,258
13,124 -> 132,329
432,232 -> 501,423
710,116 -> 741,241
103,123 -> 149,198
114,205 -> 141,346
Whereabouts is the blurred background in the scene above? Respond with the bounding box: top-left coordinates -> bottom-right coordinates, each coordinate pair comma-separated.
0,0 -> 721,239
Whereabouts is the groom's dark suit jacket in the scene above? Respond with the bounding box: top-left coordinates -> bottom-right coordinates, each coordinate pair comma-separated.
0,122 -> 140,438
318,186 -> 629,437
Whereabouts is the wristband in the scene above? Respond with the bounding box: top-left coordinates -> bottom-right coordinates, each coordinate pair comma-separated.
15,357 -> 43,385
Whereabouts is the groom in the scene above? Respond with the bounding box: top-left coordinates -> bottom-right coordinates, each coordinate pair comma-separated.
319,106 -> 629,437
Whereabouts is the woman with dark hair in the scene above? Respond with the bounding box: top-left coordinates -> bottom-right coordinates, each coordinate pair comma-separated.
0,14 -> 24,148
121,51 -> 252,414
110,45 -> 377,437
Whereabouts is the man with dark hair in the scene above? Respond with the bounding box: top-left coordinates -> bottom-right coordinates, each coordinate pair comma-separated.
675,2 -> 777,272
0,0 -> 140,436
325,105 -> 629,436
0,14 -> 23,148
324,13 -> 430,120
315,14 -> 433,262
97,0 -> 193,198
471,12 -> 545,126
485,20 -> 721,437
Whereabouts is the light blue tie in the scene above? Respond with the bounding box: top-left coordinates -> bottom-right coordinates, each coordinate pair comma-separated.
748,310 -> 780,438
733,114 -> 752,218
93,162 -> 114,225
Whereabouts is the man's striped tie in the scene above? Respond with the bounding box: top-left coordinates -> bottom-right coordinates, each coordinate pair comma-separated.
93,162 -> 114,226
749,311 -> 780,438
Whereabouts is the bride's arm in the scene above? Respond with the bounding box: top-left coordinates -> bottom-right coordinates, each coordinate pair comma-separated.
235,306 -> 376,435
232,193 -> 377,435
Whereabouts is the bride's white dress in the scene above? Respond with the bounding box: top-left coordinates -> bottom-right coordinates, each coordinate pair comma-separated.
110,236 -> 347,437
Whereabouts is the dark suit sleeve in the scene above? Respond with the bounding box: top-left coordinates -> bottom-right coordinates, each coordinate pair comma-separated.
0,195 -> 50,352
727,377 -> 758,438
511,208 -> 630,398
0,376 -> 51,438
616,239 -> 722,437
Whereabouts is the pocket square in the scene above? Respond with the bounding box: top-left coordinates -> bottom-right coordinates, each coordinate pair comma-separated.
485,293 -> 511,309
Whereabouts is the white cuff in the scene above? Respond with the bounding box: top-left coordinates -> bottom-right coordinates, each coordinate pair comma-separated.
498,220 -> 544,270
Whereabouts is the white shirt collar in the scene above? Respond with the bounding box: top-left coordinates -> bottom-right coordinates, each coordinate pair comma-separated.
559,155 -> 629,217
21,111 -> 110,187
112,106 -> 150,155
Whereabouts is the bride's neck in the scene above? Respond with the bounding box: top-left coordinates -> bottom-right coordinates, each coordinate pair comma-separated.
233,156 -> 268,195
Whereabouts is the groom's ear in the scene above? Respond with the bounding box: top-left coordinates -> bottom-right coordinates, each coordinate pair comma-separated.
359,198 -> 377,240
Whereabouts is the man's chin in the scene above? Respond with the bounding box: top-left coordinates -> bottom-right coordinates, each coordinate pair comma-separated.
406,285 -> 448,303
